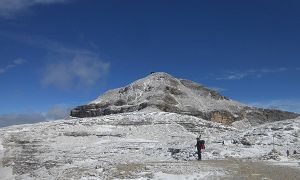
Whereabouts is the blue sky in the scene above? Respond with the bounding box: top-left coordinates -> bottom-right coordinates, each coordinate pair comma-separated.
0,0 -> 300,126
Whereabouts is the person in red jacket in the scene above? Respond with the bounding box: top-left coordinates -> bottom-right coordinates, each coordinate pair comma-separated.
196,137 -> 205,160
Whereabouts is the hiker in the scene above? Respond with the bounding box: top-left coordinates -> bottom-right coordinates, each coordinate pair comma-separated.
196,137 -> 205,160
196,138 -> 201,160
294,150 -> 297,155
286,150 -> 290,157
222,141 -> 225,146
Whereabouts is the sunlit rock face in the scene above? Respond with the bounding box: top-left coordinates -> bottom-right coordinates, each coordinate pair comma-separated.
71,72 -> 298,125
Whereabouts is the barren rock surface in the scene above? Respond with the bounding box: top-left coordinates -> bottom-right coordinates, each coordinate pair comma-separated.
0,112 -> 299,179
71,72 -> 299,126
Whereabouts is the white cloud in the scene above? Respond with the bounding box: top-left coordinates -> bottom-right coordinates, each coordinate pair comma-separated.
216,72 -> 246,80
45,105 -> 71,120
215,68 -> 288,80
13,58 -> 26,64
249,99 -> 300,113
0,32 -> 110,90
0,105 -> 71,127
0,112 -> 45,127
209,87 -> 227,92
0,58 -> 26,74
42,55 -> 110,90
0,0 -> 68,18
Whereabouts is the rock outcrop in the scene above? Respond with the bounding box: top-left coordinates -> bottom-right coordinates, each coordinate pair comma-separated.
70,72 -> 299,125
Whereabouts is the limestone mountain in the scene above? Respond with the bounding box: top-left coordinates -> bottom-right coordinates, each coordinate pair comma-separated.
71,72 -> 298,126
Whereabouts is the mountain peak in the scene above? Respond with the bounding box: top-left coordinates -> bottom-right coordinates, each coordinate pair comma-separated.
89,72 -> 230,107
71,72 -> 299,126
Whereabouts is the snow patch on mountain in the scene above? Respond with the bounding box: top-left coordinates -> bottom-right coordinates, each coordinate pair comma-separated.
89,72 -> 244,113
71,72 -> 299,127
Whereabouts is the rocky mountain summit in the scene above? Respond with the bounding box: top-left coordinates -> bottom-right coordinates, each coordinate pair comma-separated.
71,72 -> 298,126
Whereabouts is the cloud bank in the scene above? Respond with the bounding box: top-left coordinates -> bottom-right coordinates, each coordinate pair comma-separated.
0,105 -> 71,128
250,99 -> 300,114
215,68 -> 288,80
0,0 -> 68,18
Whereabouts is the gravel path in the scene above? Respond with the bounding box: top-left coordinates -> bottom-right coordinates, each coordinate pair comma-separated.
200,159 -> 300,180
113,159 -> 300,180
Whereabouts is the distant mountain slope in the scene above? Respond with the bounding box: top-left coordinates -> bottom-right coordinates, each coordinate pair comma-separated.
71,72 -> 298,126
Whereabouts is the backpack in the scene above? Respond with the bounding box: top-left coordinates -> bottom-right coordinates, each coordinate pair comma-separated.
198,140 -> 205,149
200,143 -> 205,150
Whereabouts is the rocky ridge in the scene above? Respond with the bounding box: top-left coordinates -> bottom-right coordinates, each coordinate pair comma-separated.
70,72 -> 299,126
71,72 -> 298,126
